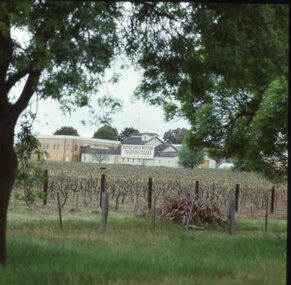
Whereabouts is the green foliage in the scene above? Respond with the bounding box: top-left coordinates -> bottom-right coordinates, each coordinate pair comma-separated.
178,145 -> 204,169
178,132 -> 204,169
162,103 -> 179,121
122,3 -> 288,181
53,126 -> 79,136
232,77 -> 288,182
163,128 -> 188,144
92,124 -> 119,140
14,120 -> 47,206
96,95 -> 123,125
118,127 -> 139,141
0,1 -> 121,114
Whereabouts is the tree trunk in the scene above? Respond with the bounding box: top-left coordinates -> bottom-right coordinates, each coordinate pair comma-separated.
0,120 -> 18,266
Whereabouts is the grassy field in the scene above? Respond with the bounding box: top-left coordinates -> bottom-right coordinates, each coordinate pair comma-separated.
1,208 -> 287,285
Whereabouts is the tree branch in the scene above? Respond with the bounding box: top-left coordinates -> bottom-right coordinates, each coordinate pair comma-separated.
5,68 -> 31,93
11,69 -> 41,118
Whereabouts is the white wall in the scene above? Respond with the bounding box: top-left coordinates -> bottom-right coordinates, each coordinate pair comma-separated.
81,153 -> 180,168
208,159 -> 217,168
153,156 -> 180,168
81,153 -> 116,164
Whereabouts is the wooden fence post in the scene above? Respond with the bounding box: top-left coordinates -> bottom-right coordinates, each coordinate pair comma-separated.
235,184 -> 240,212
270,186 -> 275,213
265,197 -> 269,231
57,192 -> 63,230
101,192 -> 109,233
186,194 -> 196,230
227,199 -> 235,235
43,169 -> 48,206
100,174 -> 106,208
195,181 -> 199,200
152,194 -> 156,232
148,177 -> 152,210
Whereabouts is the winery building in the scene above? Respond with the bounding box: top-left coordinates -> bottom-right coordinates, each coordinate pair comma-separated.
81,132 -> 180,167
35,133 -> 216,168
35,135 -> 120,162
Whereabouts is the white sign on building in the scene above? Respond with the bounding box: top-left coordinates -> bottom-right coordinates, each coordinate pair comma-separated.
121,145 -> 154,159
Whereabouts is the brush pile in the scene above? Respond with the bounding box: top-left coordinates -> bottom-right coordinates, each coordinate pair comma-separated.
156,195 -> 225,225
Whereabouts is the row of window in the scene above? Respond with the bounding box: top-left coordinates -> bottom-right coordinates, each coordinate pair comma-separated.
41,143 -> 78,151
121,158 -> 171,164
121,158 -> 142,162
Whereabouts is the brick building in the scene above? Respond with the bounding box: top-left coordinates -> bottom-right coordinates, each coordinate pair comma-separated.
35,135 -> 120,162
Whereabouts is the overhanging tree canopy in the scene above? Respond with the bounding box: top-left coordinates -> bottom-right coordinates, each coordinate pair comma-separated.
0,1 -> 120,265
122,3 -> 288,181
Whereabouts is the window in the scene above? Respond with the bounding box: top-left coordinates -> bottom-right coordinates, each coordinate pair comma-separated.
66,144 -> 70,150
74,145 -> 78,151
57,144 -> 59,150
53,144 -> 56,150
43,143 -> 49,149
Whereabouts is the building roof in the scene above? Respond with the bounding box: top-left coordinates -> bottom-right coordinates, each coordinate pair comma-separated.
122,137 -> 145,145
155,144 -> 178,152
155,152 -> 178,157
36,135 -> 120,145
142,132 -> 159,136
87,147 -> 121,155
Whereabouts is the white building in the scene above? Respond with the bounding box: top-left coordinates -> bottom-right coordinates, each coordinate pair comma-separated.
80,132 -> 217,169
81,132 -> 180,168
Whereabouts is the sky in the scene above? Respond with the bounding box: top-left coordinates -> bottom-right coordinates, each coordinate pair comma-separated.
11,27 -> 190,139
25,65 -> 190,139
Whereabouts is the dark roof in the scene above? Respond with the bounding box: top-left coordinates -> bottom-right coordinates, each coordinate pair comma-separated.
141,132 -> 159,136
155,144 -> 173,151
89,148 -> 121,155
122,137 -> 145,145
155,152 -> 178,157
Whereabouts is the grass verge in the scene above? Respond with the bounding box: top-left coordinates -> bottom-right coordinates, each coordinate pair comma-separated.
1,211 -> 287,285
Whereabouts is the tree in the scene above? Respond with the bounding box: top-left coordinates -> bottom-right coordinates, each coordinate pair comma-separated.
93,125 -> 119,141
232,77 -> 288,181
118,127 -> 139,141
90,148 -> 109,164
122,3 -> 288,181
14,120 -> 48,207
163,128 -> 187,144
0,1 -> 119,265
53,126 -> 79,136
178,144 -> 204,170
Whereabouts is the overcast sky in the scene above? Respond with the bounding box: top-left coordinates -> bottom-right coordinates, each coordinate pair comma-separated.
22,64 -> 190,139
11,21 -> 190,140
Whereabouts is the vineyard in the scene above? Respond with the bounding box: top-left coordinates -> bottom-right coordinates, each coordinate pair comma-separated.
10,162 -> 288,221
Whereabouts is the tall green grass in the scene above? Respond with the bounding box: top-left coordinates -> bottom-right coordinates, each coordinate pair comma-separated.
1,213 -> 286,285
